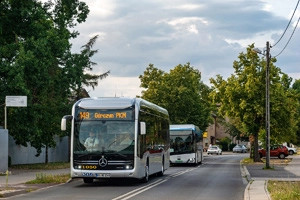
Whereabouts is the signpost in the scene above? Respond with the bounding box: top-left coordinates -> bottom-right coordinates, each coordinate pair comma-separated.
1,96 -> 27,173
4,96 -> 27,129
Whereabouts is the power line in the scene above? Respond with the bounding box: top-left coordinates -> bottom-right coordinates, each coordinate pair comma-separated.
274,14 -> 300,58
272,0 -> 300,47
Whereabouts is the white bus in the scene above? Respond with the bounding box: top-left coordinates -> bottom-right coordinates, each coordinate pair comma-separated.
169,124 -> 203,165
61,97 -> 170,183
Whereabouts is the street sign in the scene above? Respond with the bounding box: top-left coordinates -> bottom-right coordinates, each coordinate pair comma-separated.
5,96 -> 27,107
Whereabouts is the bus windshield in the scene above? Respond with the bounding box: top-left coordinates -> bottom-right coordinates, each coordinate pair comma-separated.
170,130 -> 194,155
74,120 -> 135,155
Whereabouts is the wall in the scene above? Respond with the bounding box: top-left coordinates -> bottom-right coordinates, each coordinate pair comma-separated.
204,119 -> 231,149
0,129 -> 8,172
9,135 -> 69,165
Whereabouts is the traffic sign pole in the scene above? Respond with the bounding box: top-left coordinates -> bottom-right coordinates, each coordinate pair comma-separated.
4,105 -> 7,129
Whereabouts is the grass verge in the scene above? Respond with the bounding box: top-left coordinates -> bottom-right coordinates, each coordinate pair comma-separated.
26,173 -> 70,184
241,157 -> 292,165
10,162 -> 69,170
268,181 -> 300,200
241,157 -> 255,165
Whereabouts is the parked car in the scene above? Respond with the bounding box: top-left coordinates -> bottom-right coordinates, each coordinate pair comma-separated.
232,144 -> 247,153
207,145 -> 222,155
259,145 -> 289,159
284,146 -> 297,155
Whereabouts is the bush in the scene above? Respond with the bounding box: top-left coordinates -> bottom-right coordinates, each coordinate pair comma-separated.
218,137 -> 231,151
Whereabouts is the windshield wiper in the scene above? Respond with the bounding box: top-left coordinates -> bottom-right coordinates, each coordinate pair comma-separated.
76,153 -> 97,159
102,150 -> 128,158
98,140 -> 115,152
107,140 -> 116,148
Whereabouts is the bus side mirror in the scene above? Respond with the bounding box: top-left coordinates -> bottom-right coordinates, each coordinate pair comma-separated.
61,115 -> 73,131
140,122 -> 146,135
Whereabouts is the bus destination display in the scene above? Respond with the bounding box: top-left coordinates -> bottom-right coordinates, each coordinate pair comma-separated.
77,110 -> 133,120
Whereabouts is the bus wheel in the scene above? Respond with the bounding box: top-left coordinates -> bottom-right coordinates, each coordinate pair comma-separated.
83,178 -> 93,184
142,164 -> 149,183
157,157 -> 164,176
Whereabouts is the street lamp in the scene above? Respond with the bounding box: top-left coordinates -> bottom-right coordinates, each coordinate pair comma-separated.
253,48 -> 262,54
253,41 -> 271,169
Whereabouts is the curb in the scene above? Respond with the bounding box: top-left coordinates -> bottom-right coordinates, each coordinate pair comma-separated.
264,180 -> 271,200
243,165 -> 251,182
240,160 -> 252,200
244,180 -> 251,200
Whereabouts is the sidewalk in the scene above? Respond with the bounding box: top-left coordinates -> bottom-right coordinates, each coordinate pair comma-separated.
0,168 -> 70,186
243,155 -> 300,200
0,168 -> 69,198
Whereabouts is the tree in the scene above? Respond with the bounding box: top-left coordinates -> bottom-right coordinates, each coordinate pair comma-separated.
292,79 -> 300,145
0,0 -> 109,160
220,117 -> 243,141
139,63 -> 212,131
210,44 -> 298,162
64,35 -> 110,101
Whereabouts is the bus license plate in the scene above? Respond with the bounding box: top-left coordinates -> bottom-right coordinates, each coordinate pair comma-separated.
96,173 -> 111,178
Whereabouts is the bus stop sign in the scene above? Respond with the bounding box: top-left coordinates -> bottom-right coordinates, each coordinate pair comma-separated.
5,96 -> 27,107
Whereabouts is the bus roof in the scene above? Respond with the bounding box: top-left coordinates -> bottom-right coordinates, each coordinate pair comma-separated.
170,124 -> 202,135
74,97 -> 168,115
170,124 -> 198,130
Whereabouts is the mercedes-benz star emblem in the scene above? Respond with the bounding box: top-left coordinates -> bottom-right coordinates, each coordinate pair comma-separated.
99,156 -> 108,167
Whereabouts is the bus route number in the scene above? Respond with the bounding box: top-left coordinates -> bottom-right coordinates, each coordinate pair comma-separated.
79,112 -> 90,119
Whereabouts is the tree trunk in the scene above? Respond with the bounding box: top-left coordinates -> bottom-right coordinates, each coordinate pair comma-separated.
253,132 -> 260,162
249,135 -> 254,159
45,145 -> 48,164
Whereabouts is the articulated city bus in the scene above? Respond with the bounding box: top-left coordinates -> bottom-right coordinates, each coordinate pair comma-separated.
169,124 -> 203,165
61,97 -> 170,183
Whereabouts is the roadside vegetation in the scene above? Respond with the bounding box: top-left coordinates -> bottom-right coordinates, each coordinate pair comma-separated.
268,181 -> 300,200
10,162 -> 71,184
241,157 -> 255,165
10,162 -> 69,170
26,173 -> 70,184
241,157 -> 292,165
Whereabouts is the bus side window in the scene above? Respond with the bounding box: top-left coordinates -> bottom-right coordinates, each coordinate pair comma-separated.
140,122 -> 146,135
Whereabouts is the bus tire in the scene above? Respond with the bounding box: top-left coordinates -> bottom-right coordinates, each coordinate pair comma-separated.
83,178 -> 93,184
157,157 -> 164,176
141,162 -> 149,183
194,156 -> 198,166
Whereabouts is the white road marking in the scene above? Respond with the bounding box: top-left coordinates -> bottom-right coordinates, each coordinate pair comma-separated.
114,179 -> 168,200
112,168 -> 196,200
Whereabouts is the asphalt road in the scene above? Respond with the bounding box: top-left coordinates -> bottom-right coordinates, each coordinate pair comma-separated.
10,153 -> 248,200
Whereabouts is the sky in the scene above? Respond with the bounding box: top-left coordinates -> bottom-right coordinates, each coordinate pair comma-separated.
70,0 -> 300,98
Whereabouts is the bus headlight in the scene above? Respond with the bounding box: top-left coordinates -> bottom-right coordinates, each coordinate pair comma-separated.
125,165 -> 133,170
74,165 -> 82,169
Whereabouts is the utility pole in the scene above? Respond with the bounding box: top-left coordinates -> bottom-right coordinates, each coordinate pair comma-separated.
265,41 -> 271,169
